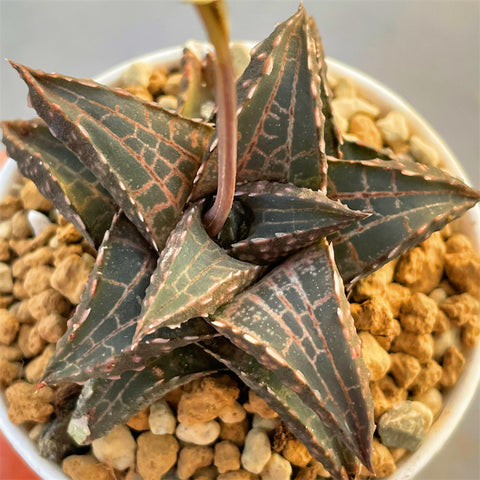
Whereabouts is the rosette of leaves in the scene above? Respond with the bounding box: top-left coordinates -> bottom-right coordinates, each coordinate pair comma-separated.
2,2 -> 480,478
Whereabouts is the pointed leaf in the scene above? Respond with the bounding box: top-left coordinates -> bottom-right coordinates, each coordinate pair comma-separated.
68,344 -> 224,444
192,5 -> 328,200
43,214 -> 218,383
209,240 -> 374,467
43,213 -> 157,383
229,181 -> 368,263
327,158 -> 480,282
134,203 -> 263,340
203,337 -> 356,480
308,17 -> 342,158
11,62 -> 214,251
1,119 -> 116,247
340,139 -> 396,161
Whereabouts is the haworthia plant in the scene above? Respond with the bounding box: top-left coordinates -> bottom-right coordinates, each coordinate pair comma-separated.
1,119 -> 116,247
68,344 -> 224,444
3,2 -> 480,478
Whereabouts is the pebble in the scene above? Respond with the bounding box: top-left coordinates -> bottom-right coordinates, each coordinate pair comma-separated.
244,390 -> 277,419
177,375 -> 239,425
62,454 -> 115,480
0,358 -> 22,387
28,288 -> 70,322
260,452 -> 292,480
377,401 -> 431,451
136,432 -> 179,480
359,331 -> 391,381
251,414 -> 281,432
331,97 -> 380,121
126,407 -> 150,431
241,428 -> 271,474
334,77 -> 356,98
23,265 -> 54,296
281,438 -> 311,467
27,210 -> 52,237
176,420 -> 221,445
121,62 -> 154,88
219,401 -> 247,424
214,440 -> 241,473
349,113 -> 383,149
412,388 -> 443,419
410,135 -> 441,167
220,418 -> 249,446
25,344 -> 55,383
149,398 -> 176,434
37,313 -> 68,343
376,111 -> 410,149
0,308 -> 19,345
11,211 -> 32,238
177,445 -> 214,480
163,72 -> 183,96
0,262 -> 13,294
6,381 -> 54,424
50,254 -> 94,304
20,180 -> 53,211
92,424 -> 136,471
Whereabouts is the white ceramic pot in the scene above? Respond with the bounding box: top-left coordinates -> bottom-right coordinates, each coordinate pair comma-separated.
0,45 -> 479,480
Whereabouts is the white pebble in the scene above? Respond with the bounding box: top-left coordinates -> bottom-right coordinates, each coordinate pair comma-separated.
376,111 -> 410,148
429,287 -> 448,304
218,401 -> 247,424
331,97 -> 380,121
231,41 -> 251,79
410,135 -> 441,167
241,428 -> 272,474
0,220 -> 12,239
261,452 -> 292,480
92,424 -> 136,471
121,62 -> 153,88
175,420 -> 220,445
252,414 -> 281,432
433,327 -> 461,361
412,388 -> 443,419
149,399 -> 177,435
334,77 -> 356,98
27,210 -> 52,236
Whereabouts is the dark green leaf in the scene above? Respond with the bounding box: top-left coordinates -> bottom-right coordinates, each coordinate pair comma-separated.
209,240 -> 374,467
43,213 -> 157,383
1,119 -> 116,248
203,337 -> 355,480
11,62 -> 213,251
192,4 -> 328,200
134,203 -> 263,341
308,17 -> 342,158
43,213 -> 218,383
68,344 -> 224,444
340,139 -> 396,161
327,158 -> 480,283
229,181 -> 368,264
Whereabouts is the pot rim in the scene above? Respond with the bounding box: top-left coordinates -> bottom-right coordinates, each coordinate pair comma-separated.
0,44 -> 479,480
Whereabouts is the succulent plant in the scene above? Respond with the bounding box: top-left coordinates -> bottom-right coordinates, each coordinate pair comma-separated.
2,2 -> 480,479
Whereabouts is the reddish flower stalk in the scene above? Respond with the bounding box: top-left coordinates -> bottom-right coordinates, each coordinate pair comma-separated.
193,0 -> 237,237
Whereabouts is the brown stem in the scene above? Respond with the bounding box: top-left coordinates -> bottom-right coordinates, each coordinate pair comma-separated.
193,0 -> 237,237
